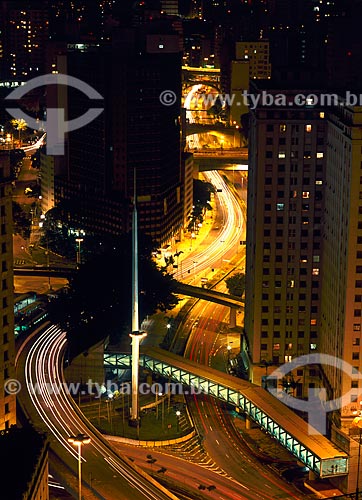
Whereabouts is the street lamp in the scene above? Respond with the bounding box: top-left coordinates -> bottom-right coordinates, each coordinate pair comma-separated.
352,405 -> 362,500
67,433 -> 91,500
227,344 -> 232,366
75,238 -> 84,266
176,410 -> 181,432
192,260 -> 198,283
189,232 -> 195,250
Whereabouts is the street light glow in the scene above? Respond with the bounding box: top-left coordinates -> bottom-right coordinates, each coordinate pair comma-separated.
68,433 -> 91,500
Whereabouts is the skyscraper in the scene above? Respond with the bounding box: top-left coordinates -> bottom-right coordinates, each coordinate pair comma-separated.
244,78 -> 326,392
52,22 -> 184,245
320,103 -> 362,429
0,151 -> 16,429
0,0 -> 49,79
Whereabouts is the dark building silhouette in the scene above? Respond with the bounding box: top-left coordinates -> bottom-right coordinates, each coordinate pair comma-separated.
0,0 -> 49,79
0,425 -> 49,499
50,22 -> 184,245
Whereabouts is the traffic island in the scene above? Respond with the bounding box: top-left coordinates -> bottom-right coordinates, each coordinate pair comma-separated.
78,393 -> 194,444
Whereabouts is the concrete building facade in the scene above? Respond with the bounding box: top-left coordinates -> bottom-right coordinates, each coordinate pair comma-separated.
0,151 -> 16,429
245,81 -> 326,393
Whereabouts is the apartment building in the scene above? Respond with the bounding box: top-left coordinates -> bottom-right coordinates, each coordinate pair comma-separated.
244,80 -> 326,393
0,151 -> 16,429
320,104 -> 362,426
235,40 -> 271,80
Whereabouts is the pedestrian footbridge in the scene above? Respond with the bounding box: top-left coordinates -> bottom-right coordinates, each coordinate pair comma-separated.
104,347 -> 348,479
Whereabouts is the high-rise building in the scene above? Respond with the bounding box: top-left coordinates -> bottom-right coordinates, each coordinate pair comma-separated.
235,40 -> 271,80
161,0 -> 179,16
244,79 -> 326,392
0,0 -> 49,79
111,28 -> 184,243
50,23 -> 185,246
0,151 -> 16,430
318,102 -> 362,494
319,103 -> 362,417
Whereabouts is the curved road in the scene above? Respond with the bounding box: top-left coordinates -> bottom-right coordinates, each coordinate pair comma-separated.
174,170 -> 244,283
16,324 -> 178,500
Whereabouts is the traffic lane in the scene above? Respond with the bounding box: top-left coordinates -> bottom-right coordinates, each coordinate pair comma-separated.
111,442 -> 263,500
16,326 -> 177,500
188,395 -> 304,500
183,299 -> 304,499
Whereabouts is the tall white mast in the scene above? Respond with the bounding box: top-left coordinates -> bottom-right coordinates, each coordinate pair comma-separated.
129,170 -> 147,425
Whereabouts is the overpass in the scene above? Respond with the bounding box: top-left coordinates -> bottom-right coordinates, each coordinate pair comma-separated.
182,65 -> 221,92
173,282 -> 243,308
185,123 -> 234,136
173,281 -> 243,327
104,347 -> 349,480
13,268 -> 243,320
14,266 -> 75,278
192,148 -> 248,170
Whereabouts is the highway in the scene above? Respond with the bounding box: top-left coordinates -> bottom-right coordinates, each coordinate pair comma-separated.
16,324 -> 179,500
173,172 -> 315,499
109,440 -> 260,500
181,299 -> 309,499
173,170 -> 244,284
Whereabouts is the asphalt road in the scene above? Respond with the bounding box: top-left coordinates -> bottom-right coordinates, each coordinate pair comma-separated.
16,324 -> 180,500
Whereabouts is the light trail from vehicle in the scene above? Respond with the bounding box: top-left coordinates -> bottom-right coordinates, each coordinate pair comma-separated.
21,132 -> 46,152
18,325 -> 179,500
174,170 -> 244,283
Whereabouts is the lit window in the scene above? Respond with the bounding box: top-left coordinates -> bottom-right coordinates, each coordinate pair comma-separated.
280,124 -> 286,132
319,112 -> 325,118
277,203 -> 284,211
305,124 -> 312,132
159,44 -> 164,49
312,268 -> 319,275
310,343 -> 317,350
278,151 -> 286,159
288,280 -> 295,288
273,343 -> 280,350
315,180 -> 323,185
317,152 -> 324,158
302,191 -> 310,198
284,355 -> 292,362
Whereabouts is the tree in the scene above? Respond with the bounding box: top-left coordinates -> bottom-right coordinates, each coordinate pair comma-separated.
12,201 -> 31,239
10,118 -> 28,144
187,179 -> 215,231
40,206 -> 77,259
225,273 -> 245,296
48,232 -> 179,359
280,374 -> 300,396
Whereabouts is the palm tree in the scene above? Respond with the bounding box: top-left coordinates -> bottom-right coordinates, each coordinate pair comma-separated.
10,118 -> 28,145
173,250 -> 184,269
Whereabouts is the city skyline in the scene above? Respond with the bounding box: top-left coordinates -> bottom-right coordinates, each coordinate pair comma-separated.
1,0 -> 362,498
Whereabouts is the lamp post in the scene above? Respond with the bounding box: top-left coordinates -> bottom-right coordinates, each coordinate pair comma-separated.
67,433 -> 91,500
226,344 -> 232,366
192,260 -> 198,283
352,408 -> 362,500
176,410 -> 181,433
75,238 -> 83,266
